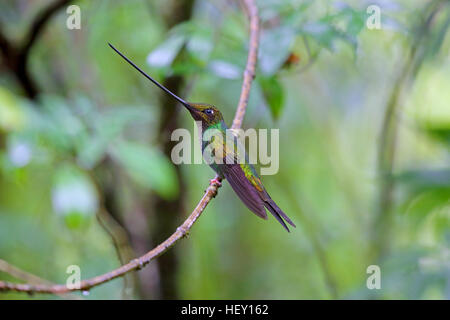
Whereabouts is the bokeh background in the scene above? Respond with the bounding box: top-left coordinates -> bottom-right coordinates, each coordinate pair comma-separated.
0,0 -> 449,299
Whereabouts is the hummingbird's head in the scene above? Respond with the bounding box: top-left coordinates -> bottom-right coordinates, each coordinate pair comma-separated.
186,103 -> 223,126
108,43 -> 224,128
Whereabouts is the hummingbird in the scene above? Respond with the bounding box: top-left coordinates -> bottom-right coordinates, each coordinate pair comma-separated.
109,43 -> 296,232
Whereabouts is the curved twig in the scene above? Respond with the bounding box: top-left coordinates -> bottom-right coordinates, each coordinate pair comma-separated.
20,0 -> 72,62
231,0 -> 260,130
0,259 -> 81,299
0,0 -> 72,99
0,182 -> 220,294
0,0 -> 260,295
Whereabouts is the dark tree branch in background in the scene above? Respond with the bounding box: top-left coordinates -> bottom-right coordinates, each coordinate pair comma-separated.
0,0 -> 260,295
152,0 -> 194,299
0,0 -> 71,99
0,25 -> 15,58
20,0 -> 71,63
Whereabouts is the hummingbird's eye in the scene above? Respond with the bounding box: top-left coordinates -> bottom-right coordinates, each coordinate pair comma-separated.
204,109 -> 214,115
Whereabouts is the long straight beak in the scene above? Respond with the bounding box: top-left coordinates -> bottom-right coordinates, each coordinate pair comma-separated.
108,43 -> 193,110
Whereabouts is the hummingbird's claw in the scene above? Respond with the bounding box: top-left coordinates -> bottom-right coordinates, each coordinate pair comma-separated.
209,178 -> 222,187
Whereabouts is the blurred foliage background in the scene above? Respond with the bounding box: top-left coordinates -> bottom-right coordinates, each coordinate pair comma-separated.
0,0 -> 449,299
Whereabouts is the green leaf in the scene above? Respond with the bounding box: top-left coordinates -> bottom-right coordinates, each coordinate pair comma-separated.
259,76 -> 285,119
77,135 -> 109,169
396,169 -> 450,192
0,86 -> 25,131
345,9 -> 365,37
302,21 -> 346,51
111,141 -> 179,199
186,25 -> 214,64
396,169 -> 450,224
28,95 -> 84,154
332,4 -> 366,38
208,60 -> 242,79
77,106 -> 153,169
147,34 -> 186,68
259,25 -> 296,76
64,212 -> 88,230
424,128 -> 450,145
403,189 -> 450,224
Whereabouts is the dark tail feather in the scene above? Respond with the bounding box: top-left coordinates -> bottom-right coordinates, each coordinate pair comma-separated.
264,198 -> 296,232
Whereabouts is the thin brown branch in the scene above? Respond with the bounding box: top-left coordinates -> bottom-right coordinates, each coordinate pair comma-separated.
0,182 -> 220,294
231,0 -> 260,130
0,0 -> 260,295
0,259 -> 80,299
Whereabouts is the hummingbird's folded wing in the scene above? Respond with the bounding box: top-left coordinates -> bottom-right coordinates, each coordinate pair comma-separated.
222,163 -> 267,220
223,162 -> 295,232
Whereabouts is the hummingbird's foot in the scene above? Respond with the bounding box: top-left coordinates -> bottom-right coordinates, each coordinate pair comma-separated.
209,178 -> 222,187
